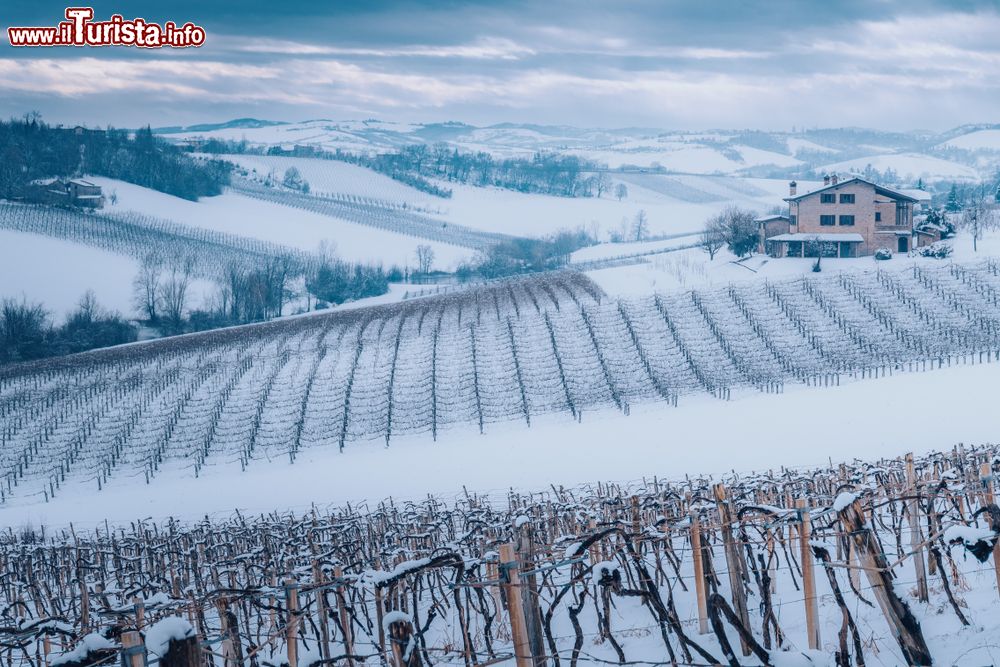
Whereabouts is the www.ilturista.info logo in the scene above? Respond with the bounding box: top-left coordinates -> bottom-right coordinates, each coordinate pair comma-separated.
7,7 -> 206,48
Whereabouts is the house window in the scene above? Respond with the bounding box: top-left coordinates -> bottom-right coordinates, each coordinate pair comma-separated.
840,194 -> 855,204
839,215 -> 855,226
820,193 -> 836,204
875,212 -> 882,222
820,215 -> 835,226
790,214 -> 797,225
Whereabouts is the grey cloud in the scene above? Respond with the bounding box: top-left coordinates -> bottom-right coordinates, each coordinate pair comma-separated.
1,1 -> 997,130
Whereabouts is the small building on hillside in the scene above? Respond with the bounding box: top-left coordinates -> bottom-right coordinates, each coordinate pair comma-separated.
22,178 -> 104,209
767,175 -> 919,258
756,214 -> 791,254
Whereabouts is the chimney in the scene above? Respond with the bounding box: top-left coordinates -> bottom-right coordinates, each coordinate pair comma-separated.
831,173 -> 839,185
789,180 -> 797,196
823,174 -> 831,186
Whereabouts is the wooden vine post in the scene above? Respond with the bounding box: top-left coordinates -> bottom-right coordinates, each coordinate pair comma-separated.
688,511 -> 709,635
120,631 -> 146,667
980,462 -> 1000,598
838,499 -> 932,666
388,617 -> 420,667
285,577 -> 299,667
333,566 -> 355,667
630,495 -> 642,553
795,499 -> 821,651
905,453 -> 930,602
215,597 -> 242,667
713,483 -> 751,656
515,521 -> 547,667
499,543 -> 533,667
312,561 -> 331,661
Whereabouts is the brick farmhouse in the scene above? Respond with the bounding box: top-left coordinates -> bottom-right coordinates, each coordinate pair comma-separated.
763,175 -> 926,258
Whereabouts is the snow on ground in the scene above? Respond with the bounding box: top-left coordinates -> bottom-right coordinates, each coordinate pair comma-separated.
589,228 -> 1000,296
570,144 -> 742,172
0,230 -> 138,319
569,235 -> 698,263
785,137 -> 839,155
164,119 -> 416,153
433,176 -> 796,240
938,128 -> 1000,151
88,177 -> 473,270
210,154 -> 439,207
5,358 -> 999,528
819,152 -> 981,182
0,230 -> 212,320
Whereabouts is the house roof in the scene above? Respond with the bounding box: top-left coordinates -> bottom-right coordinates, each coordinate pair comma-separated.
784,177 -> 919,204
768,233 -> 864,243
896,188 -> 932,202
755,214 -> 789,223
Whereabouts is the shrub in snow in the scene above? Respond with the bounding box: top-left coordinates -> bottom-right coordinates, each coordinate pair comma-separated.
874,247 -> 892,261
918,242 -> 953,259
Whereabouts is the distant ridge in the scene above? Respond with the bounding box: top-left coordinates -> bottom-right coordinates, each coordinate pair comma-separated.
153,118 -> 287,134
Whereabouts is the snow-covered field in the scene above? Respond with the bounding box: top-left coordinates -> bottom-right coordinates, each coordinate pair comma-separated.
0,230 -> 140,319
0,229 -> 210,321
430,175 -> 802,240
819,153 -> 980,182
939,128 -> 1000,151
210,153 -> 440,208
89,176 -> 473,269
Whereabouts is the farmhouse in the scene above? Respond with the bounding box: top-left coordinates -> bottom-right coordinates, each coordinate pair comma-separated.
765,175 -> 919,258
22,178 -> 104,209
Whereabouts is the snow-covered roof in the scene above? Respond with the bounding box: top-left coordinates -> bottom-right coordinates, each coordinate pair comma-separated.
68,179 -> 98,187
896,188 -> 932,201
784,177 -> 919,204
875,229 -> 911,236
768,233 -> 864,243
755,214 -> 789,223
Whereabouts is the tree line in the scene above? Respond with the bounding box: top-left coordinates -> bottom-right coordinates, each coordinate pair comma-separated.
132,245 -> 397,336
0,114 -> 231,202
198,139 -> 618,199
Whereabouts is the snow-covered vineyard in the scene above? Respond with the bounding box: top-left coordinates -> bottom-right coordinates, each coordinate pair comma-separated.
232,182 -> 511,251
0,202 -> 309,279
5,262 -> 1000,505
3,444 -> 1000,666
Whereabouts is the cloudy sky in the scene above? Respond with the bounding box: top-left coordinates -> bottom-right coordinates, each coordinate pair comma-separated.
1,0 -> 998,131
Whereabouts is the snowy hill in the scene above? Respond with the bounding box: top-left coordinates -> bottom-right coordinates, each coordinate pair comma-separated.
158,119 -> 999,181
3,262 -> 1000,510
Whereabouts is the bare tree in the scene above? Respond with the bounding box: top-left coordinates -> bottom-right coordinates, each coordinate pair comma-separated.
615,183 -> 628,201
132,252 -> 163,322
699,220 -> 725,260
594,173 -> 611,198
159,255 -> 195,328
631,209 -> 649,242
960,186 -> 1000,252
416,244 -> 435,275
